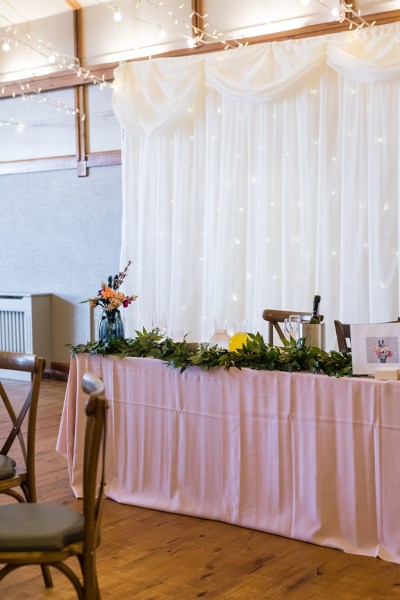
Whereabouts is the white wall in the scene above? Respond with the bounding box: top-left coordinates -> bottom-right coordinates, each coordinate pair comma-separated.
0,165 -> 122,363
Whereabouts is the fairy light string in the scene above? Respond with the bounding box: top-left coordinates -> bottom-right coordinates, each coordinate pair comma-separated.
0,0 -> 380,124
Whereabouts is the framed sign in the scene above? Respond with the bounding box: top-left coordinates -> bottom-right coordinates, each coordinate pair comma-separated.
350,323 -> 400,376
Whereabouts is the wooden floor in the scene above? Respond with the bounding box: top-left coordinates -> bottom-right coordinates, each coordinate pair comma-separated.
1,379 -> 400,599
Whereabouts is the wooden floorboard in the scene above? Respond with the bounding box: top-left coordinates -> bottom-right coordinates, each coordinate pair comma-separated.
1,378 -> 400,599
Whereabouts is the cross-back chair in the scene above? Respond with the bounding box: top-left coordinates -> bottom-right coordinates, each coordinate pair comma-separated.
0,372 -> 109,599
262,309 -> 324,345
0,351 -> 52,588
0,351 -> 45,505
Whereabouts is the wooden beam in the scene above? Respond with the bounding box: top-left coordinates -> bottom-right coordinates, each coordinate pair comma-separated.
0,151 -> 121,176
0,7 -> 398,177
0,65 -> 115,99
0,155 -> 78,175
64,0 -> 82,9
73,7 -> 88,176
192,0 -> 205,39
87,150 -> 122,168
0,9 -> 398,101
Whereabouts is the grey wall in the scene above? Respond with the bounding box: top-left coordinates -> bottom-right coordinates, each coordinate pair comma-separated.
0,165 -> 122,364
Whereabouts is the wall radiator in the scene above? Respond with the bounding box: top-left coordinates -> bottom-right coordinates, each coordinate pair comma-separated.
0,294 -> 51,381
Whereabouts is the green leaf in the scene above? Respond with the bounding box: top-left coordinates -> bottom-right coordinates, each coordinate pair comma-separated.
68,329 -> 352,378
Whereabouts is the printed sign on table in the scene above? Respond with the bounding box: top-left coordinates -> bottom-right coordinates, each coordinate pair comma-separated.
350,322 -> 400,375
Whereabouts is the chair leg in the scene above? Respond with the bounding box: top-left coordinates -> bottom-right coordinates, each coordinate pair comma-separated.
80,555 -> 101,600
41,564 -> 53,588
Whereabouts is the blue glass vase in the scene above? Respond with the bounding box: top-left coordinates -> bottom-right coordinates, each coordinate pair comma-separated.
99,309 -> 124,341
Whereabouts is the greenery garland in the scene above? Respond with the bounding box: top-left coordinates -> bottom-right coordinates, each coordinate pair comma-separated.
69,329 -> 352,378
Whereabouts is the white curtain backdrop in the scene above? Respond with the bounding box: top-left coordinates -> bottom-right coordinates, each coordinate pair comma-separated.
112,23 -> 400,349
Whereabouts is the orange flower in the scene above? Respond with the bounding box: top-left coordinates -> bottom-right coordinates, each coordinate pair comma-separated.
101,286 -> 115,299
81,261 -> 137,312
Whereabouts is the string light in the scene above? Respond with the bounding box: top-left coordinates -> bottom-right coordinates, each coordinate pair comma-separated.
331,6 -> 340,20
0,0 -> 380,123
186,35 -> 200,48
312,0 -> 376,29
0,79 -> 82,118
142,0 -> 241,49
0,11 -> 112,95
113,9 -> 123,22
0,118 -> 21,127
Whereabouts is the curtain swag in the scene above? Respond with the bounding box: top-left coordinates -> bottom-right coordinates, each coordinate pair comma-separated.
112,23 -> 400,135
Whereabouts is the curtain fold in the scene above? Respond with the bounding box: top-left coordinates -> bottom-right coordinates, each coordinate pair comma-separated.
204,41 -> 326,102
113,57 -> 203,135
113,23 -> 400,348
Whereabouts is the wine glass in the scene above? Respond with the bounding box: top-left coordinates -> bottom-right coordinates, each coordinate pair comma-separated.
171,326 -> 185,342
284,315 -> 301,341
152,310 -> 167,337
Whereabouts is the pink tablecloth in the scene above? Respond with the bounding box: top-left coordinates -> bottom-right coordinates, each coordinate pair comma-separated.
56,354 -> 400,563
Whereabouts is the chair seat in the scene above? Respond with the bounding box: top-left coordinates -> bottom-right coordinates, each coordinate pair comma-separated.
0,455 -> 16,480
0,504 -> 84,551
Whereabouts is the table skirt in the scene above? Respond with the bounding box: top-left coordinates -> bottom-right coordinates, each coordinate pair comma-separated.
56,354 -> 400,563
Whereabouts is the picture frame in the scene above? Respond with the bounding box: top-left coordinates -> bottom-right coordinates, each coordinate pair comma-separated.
350,323 -> 400,375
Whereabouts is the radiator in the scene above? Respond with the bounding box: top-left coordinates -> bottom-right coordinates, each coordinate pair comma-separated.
0,294 -> 51,381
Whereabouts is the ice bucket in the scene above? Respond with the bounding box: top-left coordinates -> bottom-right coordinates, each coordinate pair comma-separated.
301,322 -> 326,351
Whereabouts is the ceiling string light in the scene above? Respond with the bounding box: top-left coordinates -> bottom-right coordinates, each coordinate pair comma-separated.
113,8 -> 123,22
143,0 -> 243,49
313,1 -> 376,28
0,2 -> 113,119
0,0 -> 380,120
0,79 -> 83,118
0,24 -> 112,87
0,117 -> 22,127
90,0 -> 244,50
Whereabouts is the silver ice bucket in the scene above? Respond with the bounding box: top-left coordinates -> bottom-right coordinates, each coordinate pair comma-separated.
301,323 -> 326,351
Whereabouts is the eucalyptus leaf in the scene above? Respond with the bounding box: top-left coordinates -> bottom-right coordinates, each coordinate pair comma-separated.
68,329 -> 352,378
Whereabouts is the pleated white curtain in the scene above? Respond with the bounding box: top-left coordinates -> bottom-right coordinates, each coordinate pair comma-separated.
112,23 -> 400,349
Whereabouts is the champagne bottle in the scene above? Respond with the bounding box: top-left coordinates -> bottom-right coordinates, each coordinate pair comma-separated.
309,295 -> 321,324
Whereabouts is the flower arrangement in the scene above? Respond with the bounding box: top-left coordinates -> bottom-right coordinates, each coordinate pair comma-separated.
372,339 -> 393,363
82,260 -> 138,312
69,332 -> 353,378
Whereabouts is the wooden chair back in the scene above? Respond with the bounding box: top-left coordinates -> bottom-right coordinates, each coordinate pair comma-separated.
334,320 -> 351,353
0,372 -> 108,598
0,351 -> 45,503
334,318 -> 400,353
262,309 -> 324,345
81,373 -> 108,579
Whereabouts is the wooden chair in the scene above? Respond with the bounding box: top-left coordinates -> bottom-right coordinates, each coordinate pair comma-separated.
0,351 -> 45,505
262,309 -> 324,345
334,320 -> 351,353
0,352 -> 52,587
334,318 -> 400,353
0,372 -> 109,599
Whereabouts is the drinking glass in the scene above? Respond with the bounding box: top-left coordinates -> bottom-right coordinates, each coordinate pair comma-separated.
171,326 -> 185,342
284,315 -> 301,341
233,319 -> 247,334
209,318 -> 230,350
152,310 -> 167,337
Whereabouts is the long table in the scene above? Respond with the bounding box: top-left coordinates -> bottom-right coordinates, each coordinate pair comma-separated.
57,353 -> 400,563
